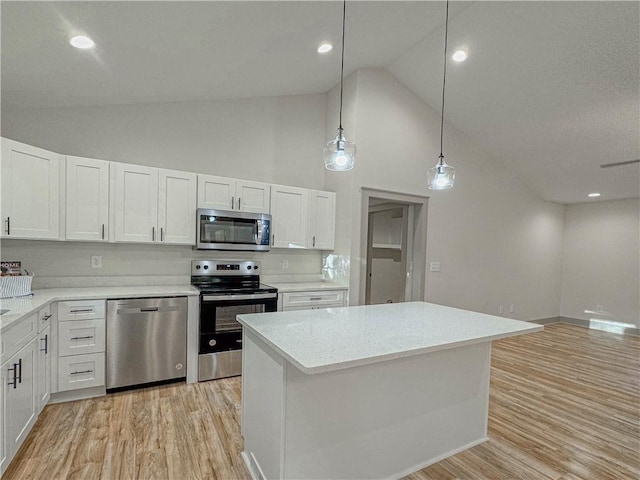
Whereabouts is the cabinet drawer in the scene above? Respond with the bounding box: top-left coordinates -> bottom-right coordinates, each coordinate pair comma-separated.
281,290 -> 346,309
283,303 -> 346,312
58,319 -> 105,356
1,313 -> 37,365
58,299 -> 105,320
57,353 -> 105,392
38,303 -> 54,330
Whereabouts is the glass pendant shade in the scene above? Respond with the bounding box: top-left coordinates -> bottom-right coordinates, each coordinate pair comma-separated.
427,156 -> 455,190
324,129 -> 355,171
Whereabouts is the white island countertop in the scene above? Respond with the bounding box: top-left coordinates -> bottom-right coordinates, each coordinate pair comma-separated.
238,301 -> 543,374
1,285 -> 199,332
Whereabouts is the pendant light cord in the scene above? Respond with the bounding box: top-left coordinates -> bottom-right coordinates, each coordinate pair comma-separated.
338,0 -> 346,131
439,0 -> 449,162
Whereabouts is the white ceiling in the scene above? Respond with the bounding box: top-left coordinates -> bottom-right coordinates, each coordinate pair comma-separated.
2,1 -> 638,204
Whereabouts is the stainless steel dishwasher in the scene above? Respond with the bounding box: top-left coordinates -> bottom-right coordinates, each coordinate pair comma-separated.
106,297 -> 187,390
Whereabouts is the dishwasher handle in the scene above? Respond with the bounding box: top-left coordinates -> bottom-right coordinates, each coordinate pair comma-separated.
116,305 -> 182,315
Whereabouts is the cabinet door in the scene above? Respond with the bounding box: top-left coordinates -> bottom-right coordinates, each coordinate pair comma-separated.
197,175 -> 236,210
270,186 -> 309,249
66,156 -> 110,241
37,325 -> 51,410
113,163 -> 158,243
1,138 -> 61,239
158,169 -> 197,245
308,190 -> 336,250
0,361 -> 7,475
4,339 -> 37,462
236,180 -> 271,213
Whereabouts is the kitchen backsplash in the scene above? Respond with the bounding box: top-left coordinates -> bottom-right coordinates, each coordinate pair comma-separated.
0,239 -> 323,288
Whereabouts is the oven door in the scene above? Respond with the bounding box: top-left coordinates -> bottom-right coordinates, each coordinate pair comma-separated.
199,293 -> 277,354
197,209 -> 271,251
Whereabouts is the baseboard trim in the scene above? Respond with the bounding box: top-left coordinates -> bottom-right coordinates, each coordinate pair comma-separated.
529,316 -> 561,325
49,386 -> 106,404
560,316 -> 640,336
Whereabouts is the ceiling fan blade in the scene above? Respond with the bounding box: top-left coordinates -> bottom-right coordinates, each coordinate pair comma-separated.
600,159 -> 640,168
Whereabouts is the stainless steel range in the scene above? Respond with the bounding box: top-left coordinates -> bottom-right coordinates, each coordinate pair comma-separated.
192,260 -> 277,381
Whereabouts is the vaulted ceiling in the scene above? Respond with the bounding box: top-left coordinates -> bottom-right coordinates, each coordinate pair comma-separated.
2,1 -> 638,204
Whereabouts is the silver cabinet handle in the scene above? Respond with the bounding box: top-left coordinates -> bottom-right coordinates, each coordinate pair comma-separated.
70,370 -> 93,375
70,309 -> 94,313
102,224 -> 105,239
17,358 -> 22,384
310,297 -> 323,301
40,334 -> 48,354
231,196 -> 235,210
42,314 -> 52,321
6,217 -> 10,236
272,234 -> 275,245
238,198 -> 241,210
313,235 -> 316,247
160,227 -> 164,242
70,335 -> 94,340
152,226 -> 155,242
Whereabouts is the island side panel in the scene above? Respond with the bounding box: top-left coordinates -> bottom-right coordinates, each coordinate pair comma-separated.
242,329 -> 286,479
282,342 -> 492,480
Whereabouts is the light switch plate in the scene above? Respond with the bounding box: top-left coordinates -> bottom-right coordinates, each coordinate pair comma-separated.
91,255 -> 102,269
430,262 -> 441,272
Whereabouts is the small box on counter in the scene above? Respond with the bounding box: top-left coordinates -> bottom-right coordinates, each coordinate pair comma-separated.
1,261 -> 22,276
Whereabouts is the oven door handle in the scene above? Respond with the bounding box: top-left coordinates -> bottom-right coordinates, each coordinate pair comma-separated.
202,293 -> 277,302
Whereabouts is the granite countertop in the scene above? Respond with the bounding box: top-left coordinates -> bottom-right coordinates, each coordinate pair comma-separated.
238,301 -> 543,375
1,285 -> 199,332
265,282 -> 348,293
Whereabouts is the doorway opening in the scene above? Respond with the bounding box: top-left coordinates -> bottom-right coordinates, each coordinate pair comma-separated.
359,188 -> 428,306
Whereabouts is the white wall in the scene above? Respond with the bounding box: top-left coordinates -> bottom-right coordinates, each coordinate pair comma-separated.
1,94 -> 327,285
328,68 -> 566,321
560,198 -> 640,327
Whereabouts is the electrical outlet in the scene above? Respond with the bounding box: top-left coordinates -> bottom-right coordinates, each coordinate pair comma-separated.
509,304 -> 515,313
596,304 -> 604,313
430,262 -> 441,272
91,255 -> 102,269
282,259 -> 289,269
499,305 -> 504,315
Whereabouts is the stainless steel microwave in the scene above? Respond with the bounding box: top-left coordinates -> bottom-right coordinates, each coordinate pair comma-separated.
196,209 -> 271,251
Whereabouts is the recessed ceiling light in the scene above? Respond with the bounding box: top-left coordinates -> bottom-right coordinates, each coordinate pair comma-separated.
587,192 -> 601,198
452,49 -> 468,62
69,35 -> 95,49
317,43 -> 333,54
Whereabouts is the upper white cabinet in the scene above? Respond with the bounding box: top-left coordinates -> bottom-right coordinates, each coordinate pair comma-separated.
308,190 -> 336,250
113,163 -> 159,243
198,174 -> 270,213
270,185 -> 309,249
158,169 -> 197,244
113,163 -> 196,245
1,138 -> 61,240
66,156 -> 110,241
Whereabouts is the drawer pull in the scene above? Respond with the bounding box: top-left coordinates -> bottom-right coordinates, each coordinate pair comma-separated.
7,362 -> 19,389
70,309 -> 94,313
309,297 -> 323,301
70,369 -> 94,375
70,335 -> 94,340
40,334 -> 49,354
42,314 -> 52,321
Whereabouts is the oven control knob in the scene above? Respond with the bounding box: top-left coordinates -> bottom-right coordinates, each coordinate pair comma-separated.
196,265 -> 201,270
204,265 -> 209,270
209,339 -> 217,347
247,266 -> 251,270
254,265 -> 259,269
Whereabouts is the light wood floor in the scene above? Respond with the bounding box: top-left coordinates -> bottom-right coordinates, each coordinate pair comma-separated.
4,324 -> 639,479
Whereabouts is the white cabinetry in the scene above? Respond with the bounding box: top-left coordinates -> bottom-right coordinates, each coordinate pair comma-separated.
66,156 -> 110,241
308,190 -> 336,250
278,289 -> 347,311
36,324 -> 51,410
113,163 -> 196,245
1,138 -> 61,240
197,175 -> 270,213
270,185 -> 309,249
56,300 -> 106,393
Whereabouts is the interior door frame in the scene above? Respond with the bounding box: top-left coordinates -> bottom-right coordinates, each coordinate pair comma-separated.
359,188 -> 429,306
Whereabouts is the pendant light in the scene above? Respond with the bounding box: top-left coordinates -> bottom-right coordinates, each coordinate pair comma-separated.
324,0 -> 355,171
427,0 -> 455,190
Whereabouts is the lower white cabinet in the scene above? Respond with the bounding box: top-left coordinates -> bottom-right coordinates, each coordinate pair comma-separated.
278,289 -> 347,311
36,325 -> 51,410
56,299 -> 106,394
1,336 -> 38,475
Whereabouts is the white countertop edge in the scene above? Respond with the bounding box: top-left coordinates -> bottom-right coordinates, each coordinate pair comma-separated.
264,282 -> 348,293
240,318 -> 543,375
1,285 -> 199,332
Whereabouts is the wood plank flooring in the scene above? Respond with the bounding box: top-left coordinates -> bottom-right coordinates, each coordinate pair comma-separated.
4,323 -> 639,479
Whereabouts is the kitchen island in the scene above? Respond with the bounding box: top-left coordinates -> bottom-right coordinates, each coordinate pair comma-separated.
237,302 -> 542,480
